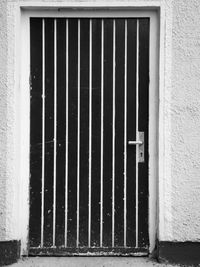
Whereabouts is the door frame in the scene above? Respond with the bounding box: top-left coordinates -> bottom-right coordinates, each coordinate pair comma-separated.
17,2 -> 168,256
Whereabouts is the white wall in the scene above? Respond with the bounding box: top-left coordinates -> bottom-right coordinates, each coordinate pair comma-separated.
171,0 -> 200,241
0,0 -> 19,241
0,0 -> 8,241
0,0 -> 200,245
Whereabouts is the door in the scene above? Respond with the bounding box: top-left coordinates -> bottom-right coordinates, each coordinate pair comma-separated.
29,17 -> 149,255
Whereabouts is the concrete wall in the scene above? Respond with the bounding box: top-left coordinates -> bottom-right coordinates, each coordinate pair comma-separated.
0,0 -> 200,246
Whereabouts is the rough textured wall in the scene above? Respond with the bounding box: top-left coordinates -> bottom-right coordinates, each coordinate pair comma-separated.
0,0 -> 8,240
171,0 -> 200,241
0,0 -> 19,241
0,0 -> 200,243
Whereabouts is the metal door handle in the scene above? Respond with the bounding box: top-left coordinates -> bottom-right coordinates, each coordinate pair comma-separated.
128,132 -> 145,163
128,140 -> 143,145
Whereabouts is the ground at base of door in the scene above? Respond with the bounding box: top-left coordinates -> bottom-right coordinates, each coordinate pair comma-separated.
10,257 -> 184,267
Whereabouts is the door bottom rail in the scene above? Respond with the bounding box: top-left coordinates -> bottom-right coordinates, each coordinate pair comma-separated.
29,247 -> 149,256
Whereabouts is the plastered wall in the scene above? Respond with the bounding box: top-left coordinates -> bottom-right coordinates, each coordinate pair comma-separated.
171,0 -> 200,241
0,0 -> 200,244
0,0 -> 19,241
0,0 -> 8,240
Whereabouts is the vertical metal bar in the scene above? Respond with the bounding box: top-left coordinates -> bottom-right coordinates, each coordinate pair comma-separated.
112,19 -> 116,248
135,19 -> 139,248
64,19 -> 69,248
53,18 -> 57,248
41,18 -> 45,248
100,19 -> 104,248
88,19 -> 92,248
124,19 -> 127,248
76,19 -> 81,248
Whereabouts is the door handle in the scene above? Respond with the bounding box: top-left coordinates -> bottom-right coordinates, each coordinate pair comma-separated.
128,140 -> 143,145
128,132 -> 145,163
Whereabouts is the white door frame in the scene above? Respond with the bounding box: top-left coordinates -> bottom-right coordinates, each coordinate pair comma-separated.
16,2 -> 170,256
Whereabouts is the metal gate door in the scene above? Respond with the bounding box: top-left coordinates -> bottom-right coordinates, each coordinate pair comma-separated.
29,17 -> 149,255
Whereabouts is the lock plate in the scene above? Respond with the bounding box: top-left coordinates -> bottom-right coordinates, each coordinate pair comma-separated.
138,132 -> 145,163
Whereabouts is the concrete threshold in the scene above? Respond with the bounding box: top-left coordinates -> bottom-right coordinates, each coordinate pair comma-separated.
11,257 -> 181,267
